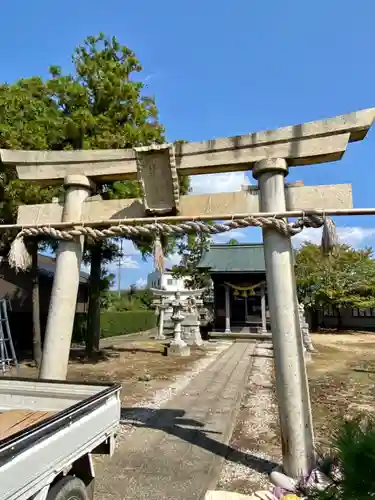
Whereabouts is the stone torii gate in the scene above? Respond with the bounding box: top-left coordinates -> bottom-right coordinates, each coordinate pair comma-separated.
1,108 -> 374,479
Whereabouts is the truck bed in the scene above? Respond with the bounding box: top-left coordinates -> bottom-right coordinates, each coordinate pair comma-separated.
0,410 -> 54,440
0,378 -> 121,500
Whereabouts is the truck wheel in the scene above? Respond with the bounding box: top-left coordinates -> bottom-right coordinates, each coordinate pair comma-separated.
47,476 -> 90,500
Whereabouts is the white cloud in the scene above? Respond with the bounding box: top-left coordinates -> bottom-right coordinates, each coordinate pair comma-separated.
136,277 -> 147,289
212,229 -> 248,244
121,256 -> 140,269
116,238 -> 141,256
190,171 -> 250,194
107,255 -> 140,272
292,226 -> 375,249
81,262 -> 90,274
165,252 -> 181,268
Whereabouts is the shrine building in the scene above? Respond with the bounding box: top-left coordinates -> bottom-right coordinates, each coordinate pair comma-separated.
198,243 -> 375,333
197,243 -> 269,333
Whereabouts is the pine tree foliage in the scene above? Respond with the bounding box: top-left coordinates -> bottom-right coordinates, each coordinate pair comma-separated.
307,416 -> 375,499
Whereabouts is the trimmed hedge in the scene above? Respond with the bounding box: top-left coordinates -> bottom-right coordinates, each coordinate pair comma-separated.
100,311 -> 157,338
72,311 -> 157,343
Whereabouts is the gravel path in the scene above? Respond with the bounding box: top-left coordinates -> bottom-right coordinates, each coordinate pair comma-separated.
217,341 -> 281,495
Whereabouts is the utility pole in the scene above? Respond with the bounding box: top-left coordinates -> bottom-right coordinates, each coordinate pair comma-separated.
117,239 -> 123,298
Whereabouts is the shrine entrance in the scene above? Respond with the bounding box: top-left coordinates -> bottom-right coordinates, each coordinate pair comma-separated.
2,107 -> 374,478
197,243 -> 268,332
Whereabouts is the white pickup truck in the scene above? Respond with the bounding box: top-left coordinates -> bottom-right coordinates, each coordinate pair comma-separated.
0,377 -> 121,500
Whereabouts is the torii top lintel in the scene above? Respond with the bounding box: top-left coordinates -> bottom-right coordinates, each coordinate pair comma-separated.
1,107 -> 374,184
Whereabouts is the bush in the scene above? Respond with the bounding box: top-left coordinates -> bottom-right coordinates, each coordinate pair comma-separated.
306,416 -> 375,499
72,311 -> 157,343
100,311 -> 157,338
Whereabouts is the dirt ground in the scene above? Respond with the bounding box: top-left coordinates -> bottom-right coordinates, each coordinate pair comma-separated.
218,333 -> 375,494
9,333 -> 375,494
308,333 -> 375,448
10,339 -> 206,407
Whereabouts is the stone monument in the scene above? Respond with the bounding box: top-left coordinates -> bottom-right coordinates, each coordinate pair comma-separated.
181,295 -> 204,347
151,288 -> 205,350
169,291 -> 190,356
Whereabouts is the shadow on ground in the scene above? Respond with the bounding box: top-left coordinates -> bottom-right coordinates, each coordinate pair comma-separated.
120,407 -> 278,475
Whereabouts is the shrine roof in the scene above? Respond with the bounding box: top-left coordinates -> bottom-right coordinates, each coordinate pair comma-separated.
197,244 -> 265,273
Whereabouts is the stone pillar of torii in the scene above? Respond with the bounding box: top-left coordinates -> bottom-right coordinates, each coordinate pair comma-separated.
2,108 -> 374,478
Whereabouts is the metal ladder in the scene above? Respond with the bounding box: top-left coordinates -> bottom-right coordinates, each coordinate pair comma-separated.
0,299 -> 18,374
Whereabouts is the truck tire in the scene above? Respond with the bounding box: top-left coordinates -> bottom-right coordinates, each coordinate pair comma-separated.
47,476 -> 90,500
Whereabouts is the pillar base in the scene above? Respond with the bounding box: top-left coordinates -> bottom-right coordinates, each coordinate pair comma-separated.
304,351 -> 312,363
185,336 -> 204,347
170,335 -> 188,349
168,344 -> 191,356
182,325 -> 204,346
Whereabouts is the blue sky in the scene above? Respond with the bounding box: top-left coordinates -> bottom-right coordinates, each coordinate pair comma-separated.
2,0 -> 375,288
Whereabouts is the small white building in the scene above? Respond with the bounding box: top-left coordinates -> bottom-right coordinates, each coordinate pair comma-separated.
147,269 -> 188,291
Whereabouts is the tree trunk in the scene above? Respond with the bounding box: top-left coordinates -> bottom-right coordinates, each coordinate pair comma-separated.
86,243 -> 102,356
30,240 -> 42,367
310,308 -> 319,331
337,308 -> 342,331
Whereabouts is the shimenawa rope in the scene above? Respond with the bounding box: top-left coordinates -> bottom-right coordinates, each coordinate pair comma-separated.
8,214 -> 337,273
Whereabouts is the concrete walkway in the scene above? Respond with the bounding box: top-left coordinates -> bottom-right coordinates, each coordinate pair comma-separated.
96,341 -> 257,500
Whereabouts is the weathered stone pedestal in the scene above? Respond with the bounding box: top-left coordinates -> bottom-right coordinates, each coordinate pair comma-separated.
169,343 -> 191,356
298,303 -> 316,354
169,292 -> 190,356
181,295 -> 204,346
181,313 -> 202,345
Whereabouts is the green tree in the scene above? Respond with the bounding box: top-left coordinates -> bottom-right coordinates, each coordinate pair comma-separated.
172,232 -> 212,290
0,78 -> 62,365
295,242 -> 375,328
47,34 -> 190,354
227,238 -> 239,245
1,33 -> 190,358
45,33 -> 167,354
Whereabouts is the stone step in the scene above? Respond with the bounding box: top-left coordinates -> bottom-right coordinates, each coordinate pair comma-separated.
209,332 -> 272,341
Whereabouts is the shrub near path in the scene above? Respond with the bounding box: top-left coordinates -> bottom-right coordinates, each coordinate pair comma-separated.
73,311 -> 157,343
100,311 -> 157,339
